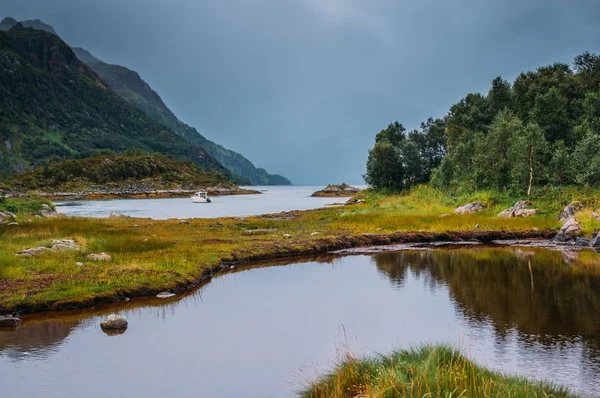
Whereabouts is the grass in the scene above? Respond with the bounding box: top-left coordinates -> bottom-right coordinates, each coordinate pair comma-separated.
300,344 -> 576,398
0,196 -> 53,215
0,185 -> 598,312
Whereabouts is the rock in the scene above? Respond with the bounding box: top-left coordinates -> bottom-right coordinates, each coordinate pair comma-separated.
558,201 -> 584,221
439,213 -> 449,218
0,315 -> 21,328
283,234 -> 292,239
179,219 -> 190,224
591,233 -> 600,250
310,232 -> 321,236
100,314 -> 128,330
39,204 -> 59,218
474,224 -> 480,229
7,222 -> 18,226
497,201 -> 536,218
16,246 -> 50,257
87,252 -> 112,261
313,184 -> 361,197
453,202 -> 484,214
574,237 -> 591,247
0,211 -> 15,223
592,212 -> 600,220
109,212 -> 128,218
76,262 -> 85,266
553,217 -> 582,242
51,239 -> 79,251
156,292 -> 175,299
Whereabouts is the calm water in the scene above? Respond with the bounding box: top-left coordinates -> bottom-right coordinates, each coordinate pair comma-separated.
2,247 -> 600,397
54,186 -> 352,219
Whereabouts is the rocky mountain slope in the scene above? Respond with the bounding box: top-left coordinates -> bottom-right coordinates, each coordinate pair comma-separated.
0,24 -> 227,177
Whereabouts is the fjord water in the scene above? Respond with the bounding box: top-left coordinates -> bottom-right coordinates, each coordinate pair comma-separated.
2,247 -> 600,398
55,186 -> 351,219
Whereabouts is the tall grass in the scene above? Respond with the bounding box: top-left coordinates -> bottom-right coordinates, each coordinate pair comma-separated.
301,344 -> 576,398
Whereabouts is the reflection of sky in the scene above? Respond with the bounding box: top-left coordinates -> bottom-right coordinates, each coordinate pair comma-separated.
1,253 -> 598,397
54,186 -> 354,220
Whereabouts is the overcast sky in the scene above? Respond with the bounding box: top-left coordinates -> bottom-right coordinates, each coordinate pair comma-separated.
2,0 -> 599,184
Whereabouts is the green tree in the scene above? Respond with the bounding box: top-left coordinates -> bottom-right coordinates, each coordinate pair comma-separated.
508,123 -> 549,195
572,130 -> 600,186
364,141 -> 405,190
548,140 -> 573,186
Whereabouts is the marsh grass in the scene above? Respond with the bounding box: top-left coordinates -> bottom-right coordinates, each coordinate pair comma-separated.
0,186 -> 598,311
300,344 -> 576,398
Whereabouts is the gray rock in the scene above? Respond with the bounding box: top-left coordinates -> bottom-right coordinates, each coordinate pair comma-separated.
156,292 -> 175,299
76,262 -> 85,266
592,212 -> 600,220
283,234 -> 292,239
39,204 -> 59,218
558,201 -> 584,221
453,202 -> 484,214
16,246 -> 50,257
87,252 -> 112,261
109,212 -> 128,218
574,237 -> 592,247
51,239 -> 79,251
553,217 -> 582,242
7,222 -> 18,226
100,314 -> 128,330
310,232 -> 321,236
0,211 -> 15,223
498,201 -> 536,218
0,315 -> 21,328
591,233 -> 600,250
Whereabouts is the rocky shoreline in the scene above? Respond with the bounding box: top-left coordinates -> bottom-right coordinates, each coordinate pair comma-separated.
5,186 -> 261,201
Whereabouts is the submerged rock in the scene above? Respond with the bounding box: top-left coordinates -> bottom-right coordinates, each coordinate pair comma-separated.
87,252 -> 112,261
0,315 -> 21,328
453,202 -> 484,214
558,201 -> 584,221
100,314 -> 128,330
156,292 -> 175,299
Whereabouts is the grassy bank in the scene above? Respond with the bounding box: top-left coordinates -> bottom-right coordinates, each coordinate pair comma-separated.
1,186 -> 599,313
300,344 -> 576,398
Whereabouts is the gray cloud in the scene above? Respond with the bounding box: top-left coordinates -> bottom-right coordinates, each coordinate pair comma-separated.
1,0 -> 598,184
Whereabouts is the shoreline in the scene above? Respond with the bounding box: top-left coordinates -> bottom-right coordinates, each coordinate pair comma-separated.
2,229 -> 557,315
5,187 -> 262,201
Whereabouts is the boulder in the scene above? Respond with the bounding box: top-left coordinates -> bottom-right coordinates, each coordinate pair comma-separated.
51,239 -> 79,251
156,292 -> 175,299
591,232 -> 600,250
39,204 -> 59,218
0,211 -> 15,223
558,201 -> 584,221
0,315 -> 21,328
16,246 -> 50,257
497,201 -> 535,218
87,252 -> 112,261
553,217 -> 581,242
453,202 -> 484,214
100,314 -> 128,330
109,212 -> 128,218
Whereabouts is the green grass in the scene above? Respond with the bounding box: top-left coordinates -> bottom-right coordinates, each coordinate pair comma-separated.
0,185 -> 598,312
300,344 -> 576,398
0,197 -> 53,215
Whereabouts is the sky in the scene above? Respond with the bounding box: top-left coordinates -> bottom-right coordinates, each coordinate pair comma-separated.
1,0 -> 599,184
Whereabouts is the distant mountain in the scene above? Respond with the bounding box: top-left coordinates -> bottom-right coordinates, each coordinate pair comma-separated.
72,47 -> 291,185
0,17 -> 56,34
0,24 -> 228,177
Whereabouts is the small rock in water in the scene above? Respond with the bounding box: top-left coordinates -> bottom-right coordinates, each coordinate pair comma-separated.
156,292 -> 175,299
87,252 -> 112,262
283,234 -> 292,239
100,314 -> 128,330
0,315 -> 21,328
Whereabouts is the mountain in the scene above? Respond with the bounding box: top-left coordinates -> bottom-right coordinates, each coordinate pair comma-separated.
0,24 -> 228,176
0,17 -> 56,34
71,47 -> 291,185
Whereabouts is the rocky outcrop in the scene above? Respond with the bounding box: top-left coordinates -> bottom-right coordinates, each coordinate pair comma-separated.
497,201 -> 537,218
17,239 -> 80,257
0,210 -> 16,224
553,217 -> 582,242
453,202 -> 484,214
558,201 -> 584,221
0,315 -> 21,328
312,184 -> 361,197
39,204 -> 59,218
87,252 -> 112,261
100,314 -> 128,330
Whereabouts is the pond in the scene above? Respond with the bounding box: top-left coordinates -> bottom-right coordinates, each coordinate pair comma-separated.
54,186 -> 352,220
1,246 -> 600,397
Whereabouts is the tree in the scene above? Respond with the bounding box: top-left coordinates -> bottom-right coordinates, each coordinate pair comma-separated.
508,123 -> 549,195
486,76 -> 512,119
572,130 -> 600,186
364,141 -> 405,190
574,52 -> 600,91
375,122 -> 406,147
548,141 -> 573,186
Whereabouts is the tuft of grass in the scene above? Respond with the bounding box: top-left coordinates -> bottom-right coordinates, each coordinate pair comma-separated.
301,344 -> 576,398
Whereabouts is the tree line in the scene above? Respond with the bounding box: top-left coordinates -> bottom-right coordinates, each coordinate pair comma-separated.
365,52 -> 600,194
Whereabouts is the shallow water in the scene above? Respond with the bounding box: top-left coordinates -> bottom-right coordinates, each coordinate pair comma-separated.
54,185 -> 351,219
2,247 -> 600,397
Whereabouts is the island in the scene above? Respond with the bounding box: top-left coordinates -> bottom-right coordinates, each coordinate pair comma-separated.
311,183 -> 361,197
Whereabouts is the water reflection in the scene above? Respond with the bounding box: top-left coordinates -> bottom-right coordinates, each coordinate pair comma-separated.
1,247 -> 599,397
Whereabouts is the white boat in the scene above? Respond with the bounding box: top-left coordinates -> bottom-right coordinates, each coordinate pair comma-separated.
191,192 -> 212,203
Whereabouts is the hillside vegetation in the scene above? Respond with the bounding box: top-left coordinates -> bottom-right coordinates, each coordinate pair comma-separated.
0,25 -> 227,177
9,153 -> 231,192
365,52 -> 600,195
71,47 -> 290,185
